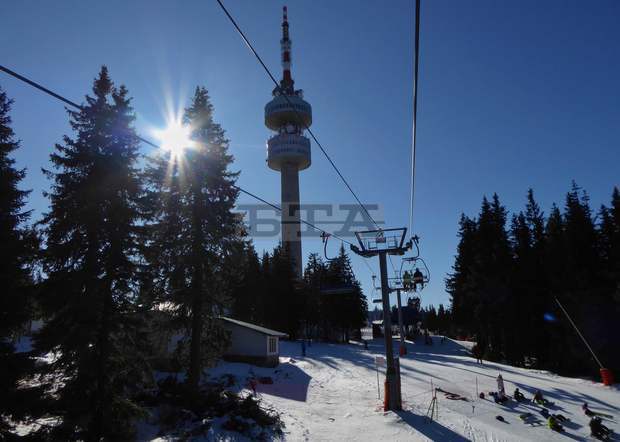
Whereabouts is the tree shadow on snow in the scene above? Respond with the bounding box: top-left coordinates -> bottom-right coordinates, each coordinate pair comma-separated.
395,410 -> 470,442
256,363 -> 312,402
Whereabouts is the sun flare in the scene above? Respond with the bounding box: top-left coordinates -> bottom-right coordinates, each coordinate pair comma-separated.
153,119 -> 194,156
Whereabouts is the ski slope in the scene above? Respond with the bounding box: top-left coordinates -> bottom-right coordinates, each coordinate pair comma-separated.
208,337 -> 620,441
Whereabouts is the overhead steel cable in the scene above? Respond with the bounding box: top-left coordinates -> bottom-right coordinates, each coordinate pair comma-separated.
214,0 -> 380,230
0,65 -> 160,150
0,64 -> 356,247
408,0 -> 421,235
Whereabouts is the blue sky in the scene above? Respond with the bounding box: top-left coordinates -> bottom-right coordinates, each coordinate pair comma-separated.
2,0 -> 619,308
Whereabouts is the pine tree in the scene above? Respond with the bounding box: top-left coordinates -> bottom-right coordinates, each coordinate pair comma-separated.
229,242 -> 262,323
301,253 -> 326,337
509,211 -> 531,364
0,86 -> 36,436
599,188 -> 620,296
262,245 -> 300,338
522,189 -> 549,366
424,305 -> 438,332
144,87 -> 242,389
448,185 -> 619,374
559,182 -> 600,374
597,188 -> 620,372
446,214 -> 478,335
322,245 -> 367,341
436,304 -> 447,334
36,67 -> 147,439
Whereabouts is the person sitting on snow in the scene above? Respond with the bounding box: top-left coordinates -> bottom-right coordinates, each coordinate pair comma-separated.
590,416 -> 611,440
533,390 -> 547,405
513,388 -> 525,402
548,415 -> 563,432
491,391 -> 508,404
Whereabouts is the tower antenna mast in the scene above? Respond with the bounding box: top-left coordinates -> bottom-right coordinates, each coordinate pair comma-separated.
265,6 -> 313,278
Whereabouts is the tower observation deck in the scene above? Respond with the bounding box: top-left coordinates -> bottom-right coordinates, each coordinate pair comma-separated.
265,6 -> 312,278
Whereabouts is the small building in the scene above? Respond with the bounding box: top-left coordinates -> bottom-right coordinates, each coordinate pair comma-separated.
219,317 -> 287,368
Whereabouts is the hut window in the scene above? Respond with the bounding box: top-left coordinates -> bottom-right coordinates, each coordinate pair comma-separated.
268,337 -> 277,354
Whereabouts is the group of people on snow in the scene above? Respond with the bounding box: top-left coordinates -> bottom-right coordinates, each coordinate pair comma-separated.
484,374 -> 614,439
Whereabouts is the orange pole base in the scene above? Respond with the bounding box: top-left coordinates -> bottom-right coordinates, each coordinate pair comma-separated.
601,368 -> 614,386
383,380 -> 390,411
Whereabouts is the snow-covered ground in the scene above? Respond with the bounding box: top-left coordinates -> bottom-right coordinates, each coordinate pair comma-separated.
206,336 -> 620,441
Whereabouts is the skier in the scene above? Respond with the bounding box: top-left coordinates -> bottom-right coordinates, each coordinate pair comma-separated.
590,416 -> 612,440
513,387 -> 525,402
548,415 -> 563,432
496,374 -> 506,401
471,343 -> 483,364
301,339 -> 306,357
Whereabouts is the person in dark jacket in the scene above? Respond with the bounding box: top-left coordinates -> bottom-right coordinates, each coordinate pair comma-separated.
590,416 -> 611,440
413,267 -> 425,291
513,388 -> 525,402
533,390 -> 548,405
472,343 -> 483,364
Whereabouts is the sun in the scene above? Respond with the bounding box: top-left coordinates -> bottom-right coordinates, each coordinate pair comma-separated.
153,119 -> 194,156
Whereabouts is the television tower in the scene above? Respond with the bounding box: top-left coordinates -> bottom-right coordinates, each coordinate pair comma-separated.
265,6 -> 312,278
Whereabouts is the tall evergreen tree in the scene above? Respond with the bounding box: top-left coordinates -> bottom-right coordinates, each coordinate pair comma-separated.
558,182 -> 600,373
262,244 -> 301,338
144,86 -> 242,389
448,184 -> 620,375
598,188 -> 620,371
446,214 -> 478,334
323,245 -> 367,341
36,67 -> 147,439
522,189 -> 549,366
509,211 -> 532,363
229,241 -> 262,323
301,253 -> 326,337
0,86 -> 36,436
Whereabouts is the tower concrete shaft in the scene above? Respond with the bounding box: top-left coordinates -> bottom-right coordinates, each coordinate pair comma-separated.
281,163 -> 302,277
265,6 -> 312,279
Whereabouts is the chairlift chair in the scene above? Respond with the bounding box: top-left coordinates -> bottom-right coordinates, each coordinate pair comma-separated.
401,259 -> 430,292
400,236 -> 430,292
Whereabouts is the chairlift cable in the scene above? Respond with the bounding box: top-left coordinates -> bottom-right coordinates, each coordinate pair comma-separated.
408,0 -> 421,236
0,64 -> 356,248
